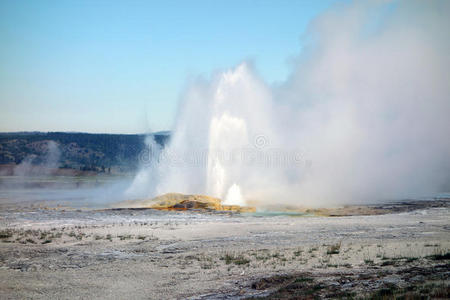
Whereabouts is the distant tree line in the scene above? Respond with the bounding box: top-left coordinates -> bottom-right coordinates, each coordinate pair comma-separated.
0,132 -> 170,173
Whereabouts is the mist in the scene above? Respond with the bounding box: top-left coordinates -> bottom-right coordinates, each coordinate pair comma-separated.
0,139 -> 135,208
13,140 -> 61,177
127,0 -> 450,207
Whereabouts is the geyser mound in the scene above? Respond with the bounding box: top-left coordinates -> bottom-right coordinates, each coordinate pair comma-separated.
115,193 -> 256,213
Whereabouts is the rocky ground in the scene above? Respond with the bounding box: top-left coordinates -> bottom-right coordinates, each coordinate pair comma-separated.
0,201 -> 449,299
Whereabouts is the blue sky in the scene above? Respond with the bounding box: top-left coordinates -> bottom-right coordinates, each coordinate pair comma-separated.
0,0 -> 336,133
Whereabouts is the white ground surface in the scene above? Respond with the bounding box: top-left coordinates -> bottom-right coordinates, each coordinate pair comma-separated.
0,206 -> 449,299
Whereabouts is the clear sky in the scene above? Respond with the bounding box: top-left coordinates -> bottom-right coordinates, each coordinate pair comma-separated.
0,0 -> 336,134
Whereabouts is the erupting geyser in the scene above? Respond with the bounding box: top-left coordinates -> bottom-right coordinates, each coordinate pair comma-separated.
127,0 -> 450,207
224,183 -> 245,206
127,63 -> 273,206
206,112 -> 248,203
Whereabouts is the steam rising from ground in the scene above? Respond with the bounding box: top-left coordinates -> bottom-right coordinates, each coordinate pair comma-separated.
127,0 -> 450,207
13,141 -> 61,176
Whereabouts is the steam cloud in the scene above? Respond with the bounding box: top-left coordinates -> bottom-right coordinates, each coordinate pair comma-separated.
127,0 -> 450,207
14,141 -> 61,176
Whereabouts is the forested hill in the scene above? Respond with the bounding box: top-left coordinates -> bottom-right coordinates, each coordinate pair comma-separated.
0,132 -> 170,174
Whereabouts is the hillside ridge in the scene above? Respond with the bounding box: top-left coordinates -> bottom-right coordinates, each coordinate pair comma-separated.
0,131 -> 170,174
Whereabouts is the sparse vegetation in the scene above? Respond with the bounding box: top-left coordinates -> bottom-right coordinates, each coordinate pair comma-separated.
366,282 -> 450,299
381,260 -> 396,266
427,250 -> 450,260
221,253 -> 250,265
327,242 -> 341,255
0,197 -> 448,299
308,247 -> 317,254
118,234 -> 132,240
0,229 -> 13,239
405,257 -> 418,263
294,277 -> 313,283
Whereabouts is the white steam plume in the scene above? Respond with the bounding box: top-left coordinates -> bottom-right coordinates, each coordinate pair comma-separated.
14,140 -> 61,176
127,0 -> 450,207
